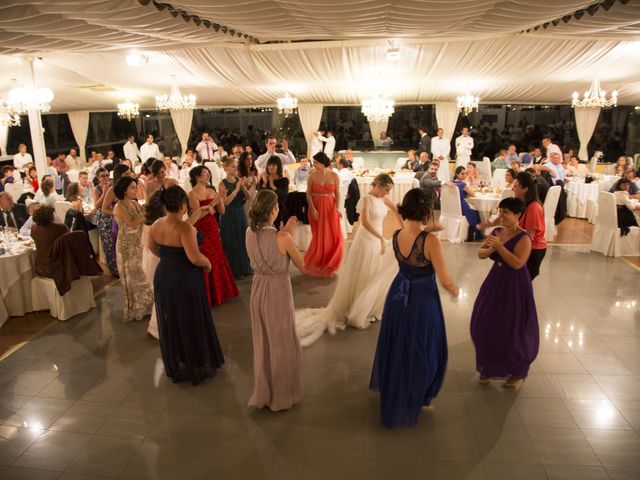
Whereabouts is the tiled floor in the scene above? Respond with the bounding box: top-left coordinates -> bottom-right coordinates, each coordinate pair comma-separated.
0,240 -> 639,479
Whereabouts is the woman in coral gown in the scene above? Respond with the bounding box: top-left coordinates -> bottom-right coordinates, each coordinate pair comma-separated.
303,152 -> 344,277
188,165 -> 239,306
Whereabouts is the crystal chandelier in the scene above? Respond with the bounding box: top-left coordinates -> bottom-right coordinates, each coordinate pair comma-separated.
155,75 -> 196,111
572,77 -> 617,108
457,93 -> 479,115
361,95 -> 395,122
276,92 -> 298,116
117,97 -> 140,121
7,85 -> 54,113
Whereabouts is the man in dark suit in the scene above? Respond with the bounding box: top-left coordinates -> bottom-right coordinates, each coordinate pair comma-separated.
0,192 -> 28,229
418,126 -> 431,155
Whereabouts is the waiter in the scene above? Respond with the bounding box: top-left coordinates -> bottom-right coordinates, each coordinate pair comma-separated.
430,128 -> 451,181
455,127 -> 474,168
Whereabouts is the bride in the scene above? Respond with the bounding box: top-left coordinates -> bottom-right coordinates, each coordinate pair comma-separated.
296,173 -> 403,346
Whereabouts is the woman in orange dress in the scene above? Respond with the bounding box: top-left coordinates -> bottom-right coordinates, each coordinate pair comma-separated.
303,152 -> 344,277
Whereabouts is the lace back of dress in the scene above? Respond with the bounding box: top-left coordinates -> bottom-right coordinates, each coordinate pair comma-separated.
393,230 -> 431,267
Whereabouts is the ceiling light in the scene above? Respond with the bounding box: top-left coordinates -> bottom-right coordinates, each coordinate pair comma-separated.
276,92 -> 298,117
117,96 -> 140,121
361,94 -> 395,122
126,53 -> 149,66
156,75 -> 196,111
457,93 -> 479,115
572,76 -> 617,108
386,40 -> 400,61
7,82 -> 54,113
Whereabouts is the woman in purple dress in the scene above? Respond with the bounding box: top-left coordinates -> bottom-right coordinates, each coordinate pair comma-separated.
470,197 -> 539,388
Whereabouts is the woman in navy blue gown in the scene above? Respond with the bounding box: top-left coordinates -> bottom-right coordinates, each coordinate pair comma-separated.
370,188 -> 459,428
148,186 -> 224,385
470,197 -> 539,388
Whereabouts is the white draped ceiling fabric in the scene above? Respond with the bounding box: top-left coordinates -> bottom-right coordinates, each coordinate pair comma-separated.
0,1 -> 639,111
434,103 -> 460,141
67,111 -> 89,162
170,109 -> 194,158
297,104 -> 324,157
574,107 -> 602,161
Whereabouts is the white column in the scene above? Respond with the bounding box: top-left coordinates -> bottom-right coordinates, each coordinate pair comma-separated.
24,58 -> 48,180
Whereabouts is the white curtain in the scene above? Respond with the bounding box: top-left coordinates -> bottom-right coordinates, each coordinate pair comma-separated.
297,103 -> 323,156
574,107 -> 601,161
368,119 -> 389,147
67,111 -> 90,162
0,124 -> 8,156
170,109 -> 194,157
435,102 -> 460,140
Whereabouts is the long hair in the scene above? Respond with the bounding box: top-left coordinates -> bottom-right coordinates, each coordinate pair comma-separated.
515,171 -> 539,208
248,189 -> 278,232
265,155 -> 283,178
238,152 -> 257,178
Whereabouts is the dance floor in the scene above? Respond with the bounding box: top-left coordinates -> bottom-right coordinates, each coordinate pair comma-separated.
0,241 -> 639,479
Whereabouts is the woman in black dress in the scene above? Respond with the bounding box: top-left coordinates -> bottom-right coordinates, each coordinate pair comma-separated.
148,186 -> 224,385
257,155 -> 289,227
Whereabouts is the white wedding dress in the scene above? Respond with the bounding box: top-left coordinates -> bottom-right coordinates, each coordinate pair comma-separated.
295,194 -> 398,347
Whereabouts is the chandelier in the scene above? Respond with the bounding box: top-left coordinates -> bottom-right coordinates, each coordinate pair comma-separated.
457,93 -> 479,115
155,75 -> 196,111
276,92 -> 298,116
361,95 -> 395,122
117,97 -> 140,121
7,84 -> 54,113
572,77 -> 617,108
0,99 -> 21,127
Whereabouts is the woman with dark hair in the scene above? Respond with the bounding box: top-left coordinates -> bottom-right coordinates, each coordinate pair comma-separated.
370,188 -> 459,428
113,176 -> 153,321
246,189 -> 305,410
27,166 -> 39,192
188,165 -> 239,306
63,182 -> 92,233
32,177 -> 61,207
297,174 -> 403,345
450,166 -> 483,241
479,171 -> 547,280
303,152 -> 343,277
257,155 -> 289,227
504,168 -> 517,189
238,151 -> 258,218
145,159 -> 177,200
149,185 -> 224,385
613,178 -> 640,235
470,197 -> 538,388
30,205 -> 69,277
92,167 -> 117,275
142,190 -> 166,338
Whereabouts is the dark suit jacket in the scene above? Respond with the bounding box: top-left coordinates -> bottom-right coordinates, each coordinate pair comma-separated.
418,134 -> 431,154
48,231 -> 102,295
0,204 -> 28,229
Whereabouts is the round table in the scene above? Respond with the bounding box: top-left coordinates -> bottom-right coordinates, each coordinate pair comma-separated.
356,174 -> 418,204
0,242 -> 35,327
465,194 -> 502,223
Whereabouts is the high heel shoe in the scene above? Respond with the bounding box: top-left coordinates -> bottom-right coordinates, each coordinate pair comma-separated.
478,375 -> 490,385
503,377 -> 525,388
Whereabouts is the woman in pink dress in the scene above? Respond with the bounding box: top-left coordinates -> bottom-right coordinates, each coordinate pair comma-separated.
303,152 -> 344,277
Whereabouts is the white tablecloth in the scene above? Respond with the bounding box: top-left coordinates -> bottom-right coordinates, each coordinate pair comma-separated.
465,194 -> 501,223
356,175 -> 418,204
0,246 -> 35,327
565,181 -> 610,219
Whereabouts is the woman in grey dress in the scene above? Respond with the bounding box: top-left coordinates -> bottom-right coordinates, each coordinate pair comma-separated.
245,189 -> 305,411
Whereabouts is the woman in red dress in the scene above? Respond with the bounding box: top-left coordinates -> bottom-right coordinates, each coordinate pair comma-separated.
304,152 -> 344,277
188,165 -> 239,306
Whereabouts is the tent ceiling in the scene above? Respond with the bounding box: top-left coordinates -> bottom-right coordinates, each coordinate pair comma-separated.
0,0 -> 639,111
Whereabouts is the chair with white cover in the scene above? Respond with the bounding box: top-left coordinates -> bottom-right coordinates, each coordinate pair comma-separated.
31,276 -> 95,321
285,163 -> 299,179
492,169 -> 507,189
395,157 -> 409,169
204,162 -> 223,186
66,169 -> 79,183
437,184 -> 469,243
4,182 -> 23,201
338,183 -> 349,239
293,224 -> 311,252
479,157 -> 492,185
543,185 -> 561,242
590,191 -> 640,257
54,201 -> 73,224
351,157 -> 364,170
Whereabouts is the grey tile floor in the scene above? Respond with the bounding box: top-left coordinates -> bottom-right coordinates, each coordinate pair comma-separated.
0,243 -> 638,479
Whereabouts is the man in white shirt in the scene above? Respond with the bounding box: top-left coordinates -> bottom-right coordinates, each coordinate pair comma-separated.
376,131 -> 393,148
455,127 -> 474,168
179,149 -> 197,180
195,131 -> 217,162
13,144 -> 33,170
538,152 -> 566,185
337,157 -> 354,187
255,136 -> 288,173
123,135 -> 141,166
505,144 -> 519,164
213,145 -> 228,161
280,138 -> 296,165
323,131 -> 336,157
78,171 -> 93,206
430,128 -> 451,181
163,156 -> 179,179
140,134 -> 161,162
542,137 -> 562,162
65,147 -> 84,170
88,153 -> 112,178
310,131 -> 325,158
293,155 -> 311,189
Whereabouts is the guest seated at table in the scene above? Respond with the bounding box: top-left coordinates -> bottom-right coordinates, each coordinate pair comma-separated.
612,178 -> 640,235
614,156 -> 630,176
0,166 -> 16,193
505,168 -> 517,189
145,159 -> 178,200
19,203 -> 37,237
258,155 -> 289,227
30,205 -> 69,277
33,178 -> 61,207
492,150 -> 508,170
403,150 -> 417,170
450,166 -> 483,241
613,169 -> 640,198
376,131 -> 393,148
413,151 -> 430,173
78,171 -> 93,206
466,162 -> 481,187
163,156 -> 179,179
566,155 -> 588,178
509,160 -> 522,173
293,155 -> 311,189
505,144 -> 519,164
52,153 -> 70,194
0,192 -> 28,229
65,147 -> 83,170
64,182 -> 94,233
522,146 -> 536,165
27,166 -> 39,193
